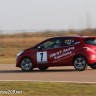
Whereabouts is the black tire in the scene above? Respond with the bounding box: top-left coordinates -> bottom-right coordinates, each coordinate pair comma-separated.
20,57 -> 33,71
38,66 -> 49,71
73,56 -> 88,71
89,64 -> 96,69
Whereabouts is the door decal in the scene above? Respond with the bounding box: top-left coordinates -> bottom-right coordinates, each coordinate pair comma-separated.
50,47 -> 74,60
37,52 -> 47,63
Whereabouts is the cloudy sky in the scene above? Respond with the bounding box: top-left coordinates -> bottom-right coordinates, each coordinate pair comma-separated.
0,0 -> 96,33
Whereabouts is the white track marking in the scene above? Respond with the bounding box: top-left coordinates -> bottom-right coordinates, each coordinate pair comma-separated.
0,80 -> 96,84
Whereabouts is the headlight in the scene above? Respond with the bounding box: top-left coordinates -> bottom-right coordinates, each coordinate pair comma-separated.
16,50 -> 24,59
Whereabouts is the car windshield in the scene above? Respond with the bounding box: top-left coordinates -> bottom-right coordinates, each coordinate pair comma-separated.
84,38 -> 96,45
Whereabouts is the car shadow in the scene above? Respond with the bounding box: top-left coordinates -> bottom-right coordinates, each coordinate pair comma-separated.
0,69 -> 78,73
0,67 -> 93,73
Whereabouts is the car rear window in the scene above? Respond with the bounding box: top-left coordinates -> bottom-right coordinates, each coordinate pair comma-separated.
84,38 -> 96,45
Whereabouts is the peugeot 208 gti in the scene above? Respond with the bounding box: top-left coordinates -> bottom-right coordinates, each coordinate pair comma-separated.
16,36 -> 96,71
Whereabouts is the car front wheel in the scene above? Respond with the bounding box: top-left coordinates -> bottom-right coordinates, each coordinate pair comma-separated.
20,58 -> 33,71
89,64 -> 96,69
73,56 -> 87,71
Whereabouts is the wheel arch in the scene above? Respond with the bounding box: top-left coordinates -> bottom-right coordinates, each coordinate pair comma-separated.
20,56 -> 34,67
72,54 -> 88,65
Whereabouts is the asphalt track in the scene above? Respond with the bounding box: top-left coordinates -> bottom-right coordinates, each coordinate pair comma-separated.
0,64 -> 96,83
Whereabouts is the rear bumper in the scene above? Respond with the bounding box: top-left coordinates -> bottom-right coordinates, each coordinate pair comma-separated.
86,52 -> 96,65
88,60 -> 96,65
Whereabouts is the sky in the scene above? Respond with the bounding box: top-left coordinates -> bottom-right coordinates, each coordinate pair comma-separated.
0,0 -> 96,33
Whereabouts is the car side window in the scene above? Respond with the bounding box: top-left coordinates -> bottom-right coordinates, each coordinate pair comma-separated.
39,38 -> 63,50
62,38 -> 76,47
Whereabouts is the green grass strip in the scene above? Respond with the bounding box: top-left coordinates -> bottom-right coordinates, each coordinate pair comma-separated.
0,82 -> 96,96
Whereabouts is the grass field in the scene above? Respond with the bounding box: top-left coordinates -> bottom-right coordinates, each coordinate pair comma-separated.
0,82 -> 96,96
0,37 -> 49,64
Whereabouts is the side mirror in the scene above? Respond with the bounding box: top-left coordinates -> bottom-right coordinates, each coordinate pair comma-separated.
38,45 -> 44,50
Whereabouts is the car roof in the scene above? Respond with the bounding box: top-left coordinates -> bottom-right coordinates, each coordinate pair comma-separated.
52,35 -> 96,39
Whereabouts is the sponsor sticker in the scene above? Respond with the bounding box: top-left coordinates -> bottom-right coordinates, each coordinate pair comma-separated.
50,47 -> 74,60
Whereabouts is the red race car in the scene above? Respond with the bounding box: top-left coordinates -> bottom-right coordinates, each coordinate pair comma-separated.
16,36 -> 96,71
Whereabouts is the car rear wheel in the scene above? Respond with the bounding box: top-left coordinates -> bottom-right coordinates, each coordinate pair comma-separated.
21,58 -> 33,71
38,66 -> 49,71
73,56 -> 87,71
89,64 -> 96,69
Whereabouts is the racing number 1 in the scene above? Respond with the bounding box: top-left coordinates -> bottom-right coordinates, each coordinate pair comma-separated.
37,52 -> 47,63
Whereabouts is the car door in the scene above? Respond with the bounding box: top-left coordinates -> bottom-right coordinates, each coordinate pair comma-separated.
56,38 -> 77,66
36,37 -> 64,66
